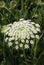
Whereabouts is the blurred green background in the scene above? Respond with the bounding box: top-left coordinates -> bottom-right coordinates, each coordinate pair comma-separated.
0,0 -> 44,65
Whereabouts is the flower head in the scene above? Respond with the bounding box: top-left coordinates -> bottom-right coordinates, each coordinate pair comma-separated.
2,18 -> 40,50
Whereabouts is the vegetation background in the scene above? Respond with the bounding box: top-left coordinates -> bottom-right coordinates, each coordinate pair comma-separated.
0,0 -> 44,65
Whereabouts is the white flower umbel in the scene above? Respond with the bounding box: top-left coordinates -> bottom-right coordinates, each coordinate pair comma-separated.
2,18 -> 40,50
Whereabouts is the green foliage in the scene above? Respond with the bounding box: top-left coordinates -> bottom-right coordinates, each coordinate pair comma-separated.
0,0 -> 44,65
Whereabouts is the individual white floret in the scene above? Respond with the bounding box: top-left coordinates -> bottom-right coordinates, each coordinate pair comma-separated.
8,42 -> 13,47
26,40 -> 29,44
27,24 -> 33,27
5,31 -> 9,35
31,26 -> 35,29
15,36 -> 18,41
32,29 -> 37,34
36,28 -> 40,32
26,35 -> 30,39
29,31 -> 33,35
20,31 -> 26,39
9,37 -> 14,41
22,20 -> 29,24
15,45 -> 19,50
8,28 -> 12,32
19,43 -> 23,47
20,18 -> 24,21
21,39 -> 25,43
5,37 -> 8,42
30,40 -> 34,44
35,24 -> 40,27
31,22 -> 35,24
15,41 -> 18,44
24,44 -> 29,49
8,32 -> 13,36
31,34 -> 35,38
36,35 -> 40,39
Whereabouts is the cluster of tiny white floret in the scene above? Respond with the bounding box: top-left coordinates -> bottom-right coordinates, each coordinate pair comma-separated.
2,18 -> 40,50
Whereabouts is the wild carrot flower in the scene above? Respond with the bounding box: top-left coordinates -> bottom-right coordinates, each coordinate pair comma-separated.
1,18 -> 40,50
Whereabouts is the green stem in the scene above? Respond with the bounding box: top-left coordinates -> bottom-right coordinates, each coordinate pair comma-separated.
31,44 -> 34,56
24,1 -> 27,18
3,34 -> 6,63
33,34 -> 43,65
21,0 -> 28,18
37,51 -> 44,63
4,7 -> 15,18
22,46 -> 29,65
21,0 -> 24,18
33,42 -> 37,65
0,6 -> 15,19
